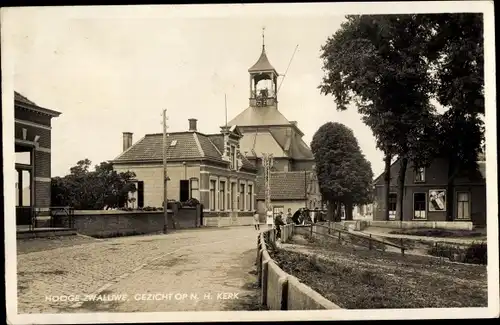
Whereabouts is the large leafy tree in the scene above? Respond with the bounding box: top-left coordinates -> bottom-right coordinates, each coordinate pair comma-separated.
311,122 -> 374,221
424,13 -> 485,219
319,14 -> 437,221
52,159 -> 137,210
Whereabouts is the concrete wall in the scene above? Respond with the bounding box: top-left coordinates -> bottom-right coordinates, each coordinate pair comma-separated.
202,211 -> 254,227
257,227 -> 342,310
52,208 -> 199,237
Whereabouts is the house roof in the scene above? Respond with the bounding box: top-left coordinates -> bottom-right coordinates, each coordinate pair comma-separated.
113,131 -> 256,171
373,157 -> 487,184
248,46 -> 277,74
15,91 -> 37,105
255,171 -> 310,200
14,91 -> 61,117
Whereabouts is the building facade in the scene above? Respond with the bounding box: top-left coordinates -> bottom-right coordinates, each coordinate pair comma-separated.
111,119 -> 258,226
14,91 -> 61,226
373,157 -> 486,225
226,36 -> 322,216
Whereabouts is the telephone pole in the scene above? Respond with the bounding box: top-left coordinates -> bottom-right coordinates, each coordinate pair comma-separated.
162,109 -> 169,234
262,153 -> 274,212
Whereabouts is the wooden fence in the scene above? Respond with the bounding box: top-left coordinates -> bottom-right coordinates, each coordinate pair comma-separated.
310,223 -> 408,256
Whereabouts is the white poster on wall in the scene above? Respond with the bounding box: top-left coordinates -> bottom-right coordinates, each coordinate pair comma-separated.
429,189 -> 446,212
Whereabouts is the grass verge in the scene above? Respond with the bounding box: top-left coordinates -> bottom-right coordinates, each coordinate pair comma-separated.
268,235 -> 487,309
389,228 -> 484,238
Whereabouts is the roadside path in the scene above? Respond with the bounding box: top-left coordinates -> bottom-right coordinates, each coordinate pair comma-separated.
17,226 -> 263,313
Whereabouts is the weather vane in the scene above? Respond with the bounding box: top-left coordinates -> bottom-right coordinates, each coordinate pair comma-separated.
262,26 -> 266,48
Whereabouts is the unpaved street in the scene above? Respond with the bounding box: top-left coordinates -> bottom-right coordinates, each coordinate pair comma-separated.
17,227 -> 264,314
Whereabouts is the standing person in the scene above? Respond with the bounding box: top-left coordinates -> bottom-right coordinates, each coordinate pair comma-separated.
266,208 -> 274,229
286,208 -> 293,224
253,210 -> 260,230
274,212 -> 285,240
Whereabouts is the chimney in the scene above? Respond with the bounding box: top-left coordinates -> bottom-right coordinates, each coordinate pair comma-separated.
290,121 -> 298,126
188,118 -> 198,132
123,132 -> 133,152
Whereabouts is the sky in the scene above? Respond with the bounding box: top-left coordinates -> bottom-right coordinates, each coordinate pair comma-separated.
3,3 -> 491,179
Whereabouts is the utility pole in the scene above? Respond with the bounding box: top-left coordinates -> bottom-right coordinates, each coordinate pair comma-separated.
162,109 -> 169,234
262,153 -> 274,212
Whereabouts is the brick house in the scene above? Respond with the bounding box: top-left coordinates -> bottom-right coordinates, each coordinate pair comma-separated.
14,91 -> 61,227
373,157 -> 486,225
226,36 -> 322,217
255,171 -> 321,217
111,119 -> 258,226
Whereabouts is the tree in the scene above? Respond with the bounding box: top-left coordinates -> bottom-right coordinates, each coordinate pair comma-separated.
311,122 -> 374,221
423,13 -> 485,219
52,159 -> 137,210
319,15 -> 438,221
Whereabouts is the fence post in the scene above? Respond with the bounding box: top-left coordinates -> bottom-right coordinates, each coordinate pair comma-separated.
310,224 -> 313,238
369,234 -> 372,250
338,231 -> 341,243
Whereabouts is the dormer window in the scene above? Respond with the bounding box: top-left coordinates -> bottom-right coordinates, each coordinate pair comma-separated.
415,167 -> 425,183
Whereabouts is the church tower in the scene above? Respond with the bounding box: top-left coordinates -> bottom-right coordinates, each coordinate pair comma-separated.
248,28 -> 279,108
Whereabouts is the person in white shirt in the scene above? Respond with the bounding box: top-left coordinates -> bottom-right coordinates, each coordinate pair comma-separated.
266,208 -> 274,229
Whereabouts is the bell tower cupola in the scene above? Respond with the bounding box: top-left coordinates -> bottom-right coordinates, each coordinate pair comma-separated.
248,28 -> 279,108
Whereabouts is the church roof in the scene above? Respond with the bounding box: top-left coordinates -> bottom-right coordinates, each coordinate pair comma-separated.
248,46 -> 277,73
240,132 -> 286,157
228,106 -> 290,127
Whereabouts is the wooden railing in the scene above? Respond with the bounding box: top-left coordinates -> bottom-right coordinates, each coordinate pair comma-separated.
311,223 -> 408,256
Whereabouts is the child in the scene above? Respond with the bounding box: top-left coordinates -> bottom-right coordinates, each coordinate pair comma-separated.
253,210 -> 260,230
266,208 -> 274,229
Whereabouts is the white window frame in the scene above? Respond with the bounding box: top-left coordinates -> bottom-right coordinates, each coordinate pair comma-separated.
219,177 -> 228,211
413,192 -> 427,220
456,191 -> 471,220
247,182 -> 254,211
414,167 -> 425,183
209,178 -> 218,211
190,177 -> 200,201
388,192 -> 397,220
230,180 -> 237,211
239,181 -> 246,211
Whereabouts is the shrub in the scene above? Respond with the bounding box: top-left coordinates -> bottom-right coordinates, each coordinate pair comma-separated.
182,198 -> 200,207
464,242 -> 487,264
427,242 -> 487,265
167,200 -> 182,210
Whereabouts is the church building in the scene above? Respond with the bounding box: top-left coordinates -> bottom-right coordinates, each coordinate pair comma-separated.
226,33 -> 322,217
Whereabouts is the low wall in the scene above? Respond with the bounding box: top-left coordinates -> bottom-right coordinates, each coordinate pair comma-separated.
53,207 -> 200,237
202,211 -> 254,227
293,225 -> 312,237
257,226 -> 342,310
367,220 -> 473,231
287,275 -> 340,310
280,224 -> 294,243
